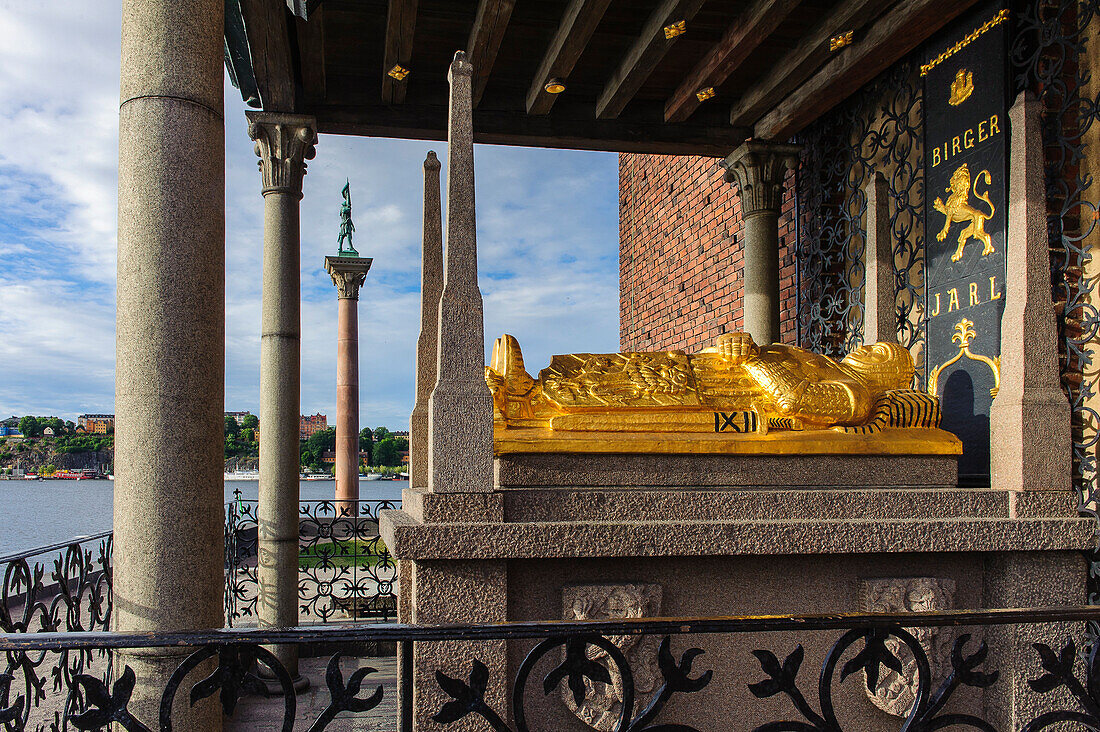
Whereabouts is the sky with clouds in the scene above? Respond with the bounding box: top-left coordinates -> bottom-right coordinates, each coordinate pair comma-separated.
0,2 -> 621,429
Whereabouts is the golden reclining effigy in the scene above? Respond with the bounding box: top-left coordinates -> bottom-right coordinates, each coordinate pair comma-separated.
486,332 -> 956,453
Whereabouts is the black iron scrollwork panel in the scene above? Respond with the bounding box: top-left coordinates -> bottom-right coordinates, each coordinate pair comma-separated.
427,623 -> 1100,731
797,59 -> 927,383
225,495 -> 399,626
748,628 -> 998,731
434,634 -> 711,732
1011,0 -> 1100,541
0,612 -> 1096,730
63,645 -> 384,732
0,535 -> 112,732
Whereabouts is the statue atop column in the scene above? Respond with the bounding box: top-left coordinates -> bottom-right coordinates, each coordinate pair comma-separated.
337,179 -> 358,256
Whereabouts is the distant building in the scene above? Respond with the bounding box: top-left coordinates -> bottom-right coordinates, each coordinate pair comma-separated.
300,414 -> 327,440
77,414 -> 114,434
42,427 -> 54,436
320,449 -> 369,464
0,425 -> 22,438
391,430 -> 410,438
225,411 -> 253,425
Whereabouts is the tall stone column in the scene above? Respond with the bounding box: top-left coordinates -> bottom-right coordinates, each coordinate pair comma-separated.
115,0 -> 224,726
248,113 -> 316,679
325,256 -> 373,509
428,51 -> 495,494
411,152 -> 443,490
721,141 -> 800,345
990,91 -> 1072,491
864,171 -> 897,344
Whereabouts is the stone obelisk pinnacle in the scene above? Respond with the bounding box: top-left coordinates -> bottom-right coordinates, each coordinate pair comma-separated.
428,51 -> 494,493
411,151 -> 443,490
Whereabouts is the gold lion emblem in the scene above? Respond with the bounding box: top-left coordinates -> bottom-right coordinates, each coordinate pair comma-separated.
933,163 -> 996,263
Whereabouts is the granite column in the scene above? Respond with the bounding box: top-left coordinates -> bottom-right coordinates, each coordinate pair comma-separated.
721,141 -> 800,345
115,0 -> 224,725
325,256 -> 373,509
428,51 -> 495,494
248,113 -> 317,678
410,152 -> 443,490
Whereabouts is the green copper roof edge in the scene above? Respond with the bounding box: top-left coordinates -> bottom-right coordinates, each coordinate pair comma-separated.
223,0 -> 261,108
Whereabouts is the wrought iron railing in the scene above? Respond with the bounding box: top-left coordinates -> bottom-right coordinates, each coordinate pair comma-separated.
224,496 -> 400,626
0,607 -> 1097,731
0,533 -> 112,732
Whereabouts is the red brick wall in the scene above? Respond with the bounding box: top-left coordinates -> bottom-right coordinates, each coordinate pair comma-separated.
618,153 -> 798,353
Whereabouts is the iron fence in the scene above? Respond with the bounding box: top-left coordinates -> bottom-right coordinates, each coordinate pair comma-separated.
0,533 -> 112,732
224,495 -> 400,626
0,607 -> 1096,731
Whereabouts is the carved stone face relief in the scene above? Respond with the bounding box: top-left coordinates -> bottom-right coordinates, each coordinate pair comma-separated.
561,584 -> 662,731
860,577 -> 957,717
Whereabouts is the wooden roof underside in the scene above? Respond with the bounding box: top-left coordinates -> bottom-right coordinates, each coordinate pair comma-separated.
226,0 -> 980,156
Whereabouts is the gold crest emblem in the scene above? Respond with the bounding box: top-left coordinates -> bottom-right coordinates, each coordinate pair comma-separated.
933,163 -> 996,262
948,68 -> 974,105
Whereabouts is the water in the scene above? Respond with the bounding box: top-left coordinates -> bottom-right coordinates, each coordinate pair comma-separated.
0,478 -> 407,558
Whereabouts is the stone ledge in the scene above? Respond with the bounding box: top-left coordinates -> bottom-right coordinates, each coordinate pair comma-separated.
402,487 -> 504,524
405,487 -> 1082,524
380,509 -> 1095,561
501,487 -> 1076,523
496,451 -> 958,488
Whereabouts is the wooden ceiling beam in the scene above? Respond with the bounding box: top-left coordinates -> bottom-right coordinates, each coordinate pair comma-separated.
467,0 -> 517,108
596,0 -> 707,120
526,0 -> 615,116
313,103 -> 750,156
295,5 -> 327,106
240,0 -> 296,110
728,0 -> 893,128
664,0 -> 802,123
381,0 -> 418,105
753,0 -> 981,140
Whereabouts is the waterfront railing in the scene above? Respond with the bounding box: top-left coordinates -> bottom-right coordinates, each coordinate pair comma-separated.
224,496 -> 400,626
0,498 -> 396,729
0,606 -> 1097,730
0,531 -> 112,731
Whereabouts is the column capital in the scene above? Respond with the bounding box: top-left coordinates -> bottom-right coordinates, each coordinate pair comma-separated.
721,140 -> 801,217
247,112 -> 317,197
324,255 -> 373,299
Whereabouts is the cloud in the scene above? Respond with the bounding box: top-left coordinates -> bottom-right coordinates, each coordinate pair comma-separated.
0,2 -> 621,429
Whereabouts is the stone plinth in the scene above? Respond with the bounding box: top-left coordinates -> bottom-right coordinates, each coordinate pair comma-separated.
382,445 -> 1091,731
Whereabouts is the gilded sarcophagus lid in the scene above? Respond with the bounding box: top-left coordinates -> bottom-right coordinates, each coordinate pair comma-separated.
485,332 -> 961,456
